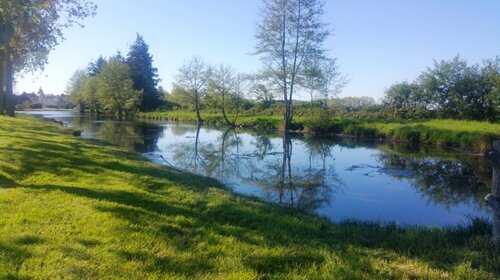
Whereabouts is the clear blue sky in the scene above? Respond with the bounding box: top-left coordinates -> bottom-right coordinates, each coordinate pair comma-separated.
16,0 -> 500,101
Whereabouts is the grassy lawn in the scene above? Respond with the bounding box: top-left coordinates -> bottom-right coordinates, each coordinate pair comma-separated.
139,111 -> 285,130
0,115 -> 499,279
140,111 -> 499,152
354,119 -> 500,152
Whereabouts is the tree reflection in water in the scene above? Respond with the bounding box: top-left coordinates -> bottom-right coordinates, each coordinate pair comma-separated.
26,111 -> 492,225
265,134 -> 343,212
168,128 -> 343,213
68,114 -> 163,153
170,124 -> 206,174
376,153 -> 490,209
239,133 -> 342,213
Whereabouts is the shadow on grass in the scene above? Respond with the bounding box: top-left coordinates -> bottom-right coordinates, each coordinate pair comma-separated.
1,119 -> 499,278
117,249 -> 215,277
0,242 -> 31,280
0,174 -> 16,188
22,184 -> 195,220
22,181 -> 499,276
13,236 -> 45,246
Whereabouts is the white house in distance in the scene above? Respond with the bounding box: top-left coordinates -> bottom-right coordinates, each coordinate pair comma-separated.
16,88 -> 69,109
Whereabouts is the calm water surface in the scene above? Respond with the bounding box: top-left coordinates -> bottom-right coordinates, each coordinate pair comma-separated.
25,111 -> 493,226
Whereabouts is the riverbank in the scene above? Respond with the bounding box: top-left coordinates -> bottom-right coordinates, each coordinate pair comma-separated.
139,111 -> 500,152
0,115 -> 499,279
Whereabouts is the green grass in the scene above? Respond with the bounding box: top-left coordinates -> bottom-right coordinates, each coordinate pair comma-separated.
139,111 -> 285,130
1,115 -> 499,279
345,119 -> 500,152
140,111 -> 500,152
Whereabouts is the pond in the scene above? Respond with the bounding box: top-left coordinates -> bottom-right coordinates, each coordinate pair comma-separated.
24,110 -> 493,227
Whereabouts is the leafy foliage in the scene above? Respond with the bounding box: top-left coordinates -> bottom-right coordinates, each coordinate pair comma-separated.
383,56 -> 500,121
255,0 -> 331,131
207,64 -> 244,126
96,58 -> 142,118
0,0 -> 97,115
173,56 -> 210,123
67,58 -> 142,117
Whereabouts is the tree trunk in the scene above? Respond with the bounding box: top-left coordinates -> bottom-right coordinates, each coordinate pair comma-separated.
194,124 -> 201,172
0,51 -> 4,115
310,90 -> 314,115
281,3 -> 288,133
221,91 -> 234,126
288,0 -> 303,132
485,141 -> 500,245
4,23 -> 14,117
0,21 -> 5,115
233,95 -> 241,125
194,91 -> 203,124
285,99 -> 292,132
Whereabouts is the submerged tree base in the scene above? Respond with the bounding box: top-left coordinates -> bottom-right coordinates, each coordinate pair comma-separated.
0,115 -> 498,279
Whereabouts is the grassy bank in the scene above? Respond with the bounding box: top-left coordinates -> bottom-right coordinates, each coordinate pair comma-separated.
139,111 -> 286,130
310,118 -> 500,152
140,111 -> 500,152
1,115 -> 499,279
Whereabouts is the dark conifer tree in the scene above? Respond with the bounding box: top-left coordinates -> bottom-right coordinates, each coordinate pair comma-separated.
126,34 -> 160,111
88,55 -> 107,76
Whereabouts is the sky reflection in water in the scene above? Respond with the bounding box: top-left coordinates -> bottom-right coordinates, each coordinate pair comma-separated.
25,111 -> 492,226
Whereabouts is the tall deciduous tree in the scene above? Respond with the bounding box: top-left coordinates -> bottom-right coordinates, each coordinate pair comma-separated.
97,58 -> 142,119
174,56 -> 210,124
0,0 -> 97,116
255,0 -> 329,132
208,64 -> 242,126
66,69 -> 89,111
318,58 -> 348,108
126,34 -> 160,111
302,60 -> 324,113
81,76 -> 99,113
252,83 -> 275,109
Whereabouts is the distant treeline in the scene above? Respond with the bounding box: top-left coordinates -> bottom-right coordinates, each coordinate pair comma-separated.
67,45 -> 499,123
383,56 -> 499,122
67,34 -> 160,118
160,56 -> 499,123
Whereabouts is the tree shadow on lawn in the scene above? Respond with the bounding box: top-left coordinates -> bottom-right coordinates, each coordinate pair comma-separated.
116,249 -> 215,277
18,181 -> 500,278
22,184 -> 196,220
0,241 -> 32,280
0,174 -> 16,188
2,130 -> 499,277
1,138 -> 219,192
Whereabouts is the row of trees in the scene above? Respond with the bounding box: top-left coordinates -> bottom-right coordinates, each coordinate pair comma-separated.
26,0 -> 344,129
0,0 -> 96,116
384,56 -> 500,121
67,34 -> 160,118
172,0 -> 347,128
172,57 -> 246,126
170,53 -> 346,126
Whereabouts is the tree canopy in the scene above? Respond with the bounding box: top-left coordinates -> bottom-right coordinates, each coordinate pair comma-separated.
384,56 -> 500,121
97,58 -> 142,118
0,0 -> 97,115
173,56 -> 210,123
255,0 -> 330,131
